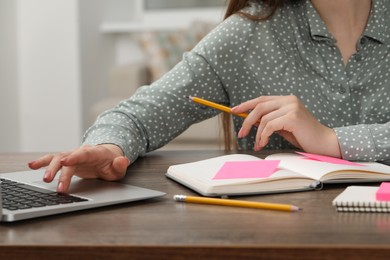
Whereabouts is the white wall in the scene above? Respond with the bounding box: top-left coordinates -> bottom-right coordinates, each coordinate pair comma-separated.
18,0 -> 82,152
0,0 -> 20,152
0,0 -> 132,152
0,0 -> 225,153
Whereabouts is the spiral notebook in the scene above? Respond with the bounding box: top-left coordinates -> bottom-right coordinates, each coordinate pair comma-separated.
332,186 -> 390,213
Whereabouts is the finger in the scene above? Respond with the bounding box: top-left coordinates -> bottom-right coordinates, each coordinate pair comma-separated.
28,154 -> 55,169
44,153 -> 70,183
232,96 -> 275,113
258,116 -> 291,149
98,156 -> 129,181
113,156 -> 130,172
238,99 -> 281,138
57,166 -> 76,193
255,107 -> 290,145
103,157 -> 129,181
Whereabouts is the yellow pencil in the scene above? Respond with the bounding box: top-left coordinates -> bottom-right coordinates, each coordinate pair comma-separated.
173,195 -> 302,212
189,96 -> 249,118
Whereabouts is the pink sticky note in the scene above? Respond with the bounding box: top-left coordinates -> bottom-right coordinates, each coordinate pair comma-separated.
212,160 -> 280,180
376,182 -> 390,201
296,152 -> 364,166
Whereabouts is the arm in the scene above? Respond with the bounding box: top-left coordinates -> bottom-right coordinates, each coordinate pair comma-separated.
29,24 -> 234,192
28,13 -> 255,192
335,123 -> 390,162
82,13 -> 251,162
82,50 -> 227,163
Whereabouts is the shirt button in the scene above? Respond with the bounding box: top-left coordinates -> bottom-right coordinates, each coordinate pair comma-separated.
338,87 -> 346,94
360,37 -> 367,45
355,54 -> 362,61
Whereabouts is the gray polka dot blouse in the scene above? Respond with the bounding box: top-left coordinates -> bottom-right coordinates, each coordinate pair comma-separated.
83,0 -> 390,163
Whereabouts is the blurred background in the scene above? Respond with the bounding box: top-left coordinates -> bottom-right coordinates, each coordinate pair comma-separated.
0,0 -> 227,152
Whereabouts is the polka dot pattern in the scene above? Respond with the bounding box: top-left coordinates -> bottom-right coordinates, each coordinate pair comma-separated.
83,0 -> 390,163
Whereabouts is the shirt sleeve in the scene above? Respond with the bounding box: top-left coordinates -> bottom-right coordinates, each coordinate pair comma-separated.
81,13 -> 252,163
334,123 -> 390,162
82,46 -> 229,163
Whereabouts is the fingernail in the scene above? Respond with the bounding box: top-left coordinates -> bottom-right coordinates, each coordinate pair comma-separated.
237,128 -> 243,138
44,170 -> 51,181
57,182 -> 64,193
28,161 -> 35,167
254,141 -> 261,151
231,105 -> 238,112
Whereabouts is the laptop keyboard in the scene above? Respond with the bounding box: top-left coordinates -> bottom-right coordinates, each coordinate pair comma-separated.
0,178 -> 88,211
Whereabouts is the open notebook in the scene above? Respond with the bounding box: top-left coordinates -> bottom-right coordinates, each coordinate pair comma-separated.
166,152 -> 390,196
0,170 -> 165,222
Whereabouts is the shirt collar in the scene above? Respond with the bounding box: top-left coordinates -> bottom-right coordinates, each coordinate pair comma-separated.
364,0 -> 388,44
304,0 -> 335,44
304,0 -> 389,44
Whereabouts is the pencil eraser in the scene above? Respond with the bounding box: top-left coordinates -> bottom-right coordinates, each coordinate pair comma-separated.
376,182 -> 390,201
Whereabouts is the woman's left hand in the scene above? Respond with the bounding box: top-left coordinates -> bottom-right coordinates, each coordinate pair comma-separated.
231,95 -> 341,158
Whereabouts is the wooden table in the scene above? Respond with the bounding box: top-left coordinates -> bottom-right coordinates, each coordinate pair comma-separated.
1,150 -> 390,259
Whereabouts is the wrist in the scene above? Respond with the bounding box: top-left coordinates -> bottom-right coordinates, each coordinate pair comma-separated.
323,127 -> 342,158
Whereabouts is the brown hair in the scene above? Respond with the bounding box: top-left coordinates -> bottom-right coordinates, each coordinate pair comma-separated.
224,0 -> 285,20
221,0 -> 288,150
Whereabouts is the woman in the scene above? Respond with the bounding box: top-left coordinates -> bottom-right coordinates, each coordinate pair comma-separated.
29,0 -> 390,193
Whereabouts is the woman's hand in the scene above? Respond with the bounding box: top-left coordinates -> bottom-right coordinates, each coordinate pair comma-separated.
28,144 -> 130,193
231,95 -> 341,158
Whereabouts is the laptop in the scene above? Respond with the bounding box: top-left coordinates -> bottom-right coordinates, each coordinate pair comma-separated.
0,169 -> 165,222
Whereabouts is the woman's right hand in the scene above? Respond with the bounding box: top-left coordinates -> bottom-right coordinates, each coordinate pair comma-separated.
28,144 -> 130,193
